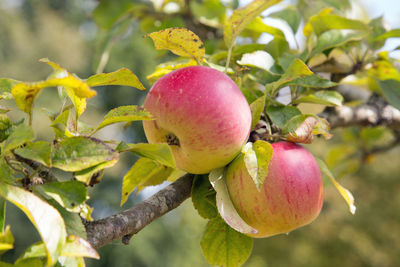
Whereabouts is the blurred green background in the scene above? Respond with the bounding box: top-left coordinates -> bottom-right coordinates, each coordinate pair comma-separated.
1,0 -> 399,266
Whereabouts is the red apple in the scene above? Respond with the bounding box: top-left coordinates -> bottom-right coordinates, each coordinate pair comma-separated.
143,66 -> 252,174
226,141 -> 324,238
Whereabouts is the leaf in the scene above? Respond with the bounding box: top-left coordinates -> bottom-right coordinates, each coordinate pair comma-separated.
303,8 -> 369,37
51,202 -> 87,239
0,183 -> 66,266
14,141 -> 52,166
0,114 -> 13,142
316,158 -> 356,214
12,76 -> 96,114
36,181 -> 87,213
0,78 -> 19,100
224,0 -> 282,48
3,124 -> 35,154
123,143 -> 176,168
311,30 -> 367,56
241,142 -> 273,189
191,175 -> 218,219
250,95 -> 266,129
0,159 -> 14,184
95,105 -> 153,132
293,90 -> 343,106
283,114 -> 332,143
378,79 -> 400,110
237,50 -> 275,71
209,168 -> 257,234
52,137 -> 118,172
200,217 -> 253,267
266,58 -> 313,93
86,68 -> 145,90
269,6 -> 301,34
0,225 -> 14,253
146,59 -> 198,84
266,105 -> 301,128
120,158 -> 173,206
74,159 -> 118,185
286,74 -> 337,89
146,28 -> 205,63
190,0 -> 226,27
375,29 -> 400,41
62,235 -> 99,259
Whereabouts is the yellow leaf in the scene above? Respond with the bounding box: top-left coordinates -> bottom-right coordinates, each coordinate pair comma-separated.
317,158 -> 356,214
146,28 -> 205,64
146,59 -> 198,84
224,0 -> 282,48
86,68 -> 146,90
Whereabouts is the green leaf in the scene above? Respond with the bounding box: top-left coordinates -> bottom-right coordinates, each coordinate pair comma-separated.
51,202 -> 87,239
36,181 -> 87,213
123,143 -> 176,168
86,68 -> 145,90
378,79 -> 400,110
303,8 -> 369,37
52,137 -> 118,172
250,95 -> 266,129
224,0 -> 282,49
74,159 -> 118,185
266,58 -> 313,93
269,6 -> 301,34
3,124 -> 35,154
120,158 -> 174,206
286,74 -> 337,88
0,114 -> 12,142
266,105 -> 301,128
200,217 -> 253,267
14,141 -> 52,166
146,28 -> 205,64
0,160 -> 14,184
293,90 -> 343,106
190,0 -> 225,27
316,158 -> 356,214
0,225 -> 14,253
241,141 -> 273,190
95,105 -> 153,132
375,29 -> 400,41
0,183 -> 66,266
92,0 -> 134,29
311,30 -> 367,56
0,78 -> 18,100
191,175 -> 218,219
209,168 -> 257,234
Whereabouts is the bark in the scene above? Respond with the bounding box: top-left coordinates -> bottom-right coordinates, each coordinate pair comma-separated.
86,173 -> 194,248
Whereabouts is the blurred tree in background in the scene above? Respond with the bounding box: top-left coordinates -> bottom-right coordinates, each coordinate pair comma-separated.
0,0 -> 400,266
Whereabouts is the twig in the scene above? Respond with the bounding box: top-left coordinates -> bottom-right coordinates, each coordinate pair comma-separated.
86,174 -> 194,248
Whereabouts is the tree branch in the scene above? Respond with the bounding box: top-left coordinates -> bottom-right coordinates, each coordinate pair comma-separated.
85,173 -> 194,249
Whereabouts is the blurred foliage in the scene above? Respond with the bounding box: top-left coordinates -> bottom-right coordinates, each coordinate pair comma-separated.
0,0 -> 400,266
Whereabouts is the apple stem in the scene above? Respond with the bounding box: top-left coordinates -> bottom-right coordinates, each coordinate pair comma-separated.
166,133 -> 180,146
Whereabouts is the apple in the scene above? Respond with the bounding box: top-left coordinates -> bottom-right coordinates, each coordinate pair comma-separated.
226,141 -> 323,238
143,66 -> 252,174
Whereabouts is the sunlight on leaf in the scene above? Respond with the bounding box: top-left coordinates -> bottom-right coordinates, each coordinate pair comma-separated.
209,168 -> 257,234
0,183 -> 66,265
123,143 -> 176,168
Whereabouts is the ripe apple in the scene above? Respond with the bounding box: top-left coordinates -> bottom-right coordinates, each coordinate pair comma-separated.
143,66 -> 252,174
226,141 -> 323,238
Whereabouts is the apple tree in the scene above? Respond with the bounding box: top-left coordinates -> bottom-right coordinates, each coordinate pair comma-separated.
1,0 -> 400,266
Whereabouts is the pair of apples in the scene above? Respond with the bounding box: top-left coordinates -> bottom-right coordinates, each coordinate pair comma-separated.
143,66 -> 323,238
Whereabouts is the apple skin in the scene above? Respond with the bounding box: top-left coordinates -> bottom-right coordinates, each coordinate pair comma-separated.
143,66 -> 252,174
226,141 -> 324,238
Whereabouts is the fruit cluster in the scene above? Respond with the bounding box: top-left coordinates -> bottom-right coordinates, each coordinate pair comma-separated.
143,66 -> 323,237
